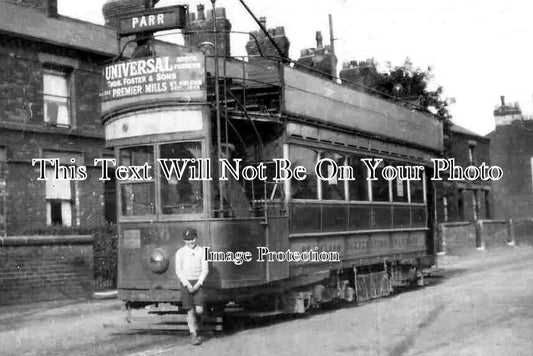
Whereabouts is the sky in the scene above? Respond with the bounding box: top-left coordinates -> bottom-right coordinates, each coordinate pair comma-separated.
58,0 -> 533,135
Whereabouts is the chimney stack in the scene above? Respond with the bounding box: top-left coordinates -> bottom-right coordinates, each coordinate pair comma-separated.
187,4 -> 232,57
197,4 -> 205,20
47,0 -> 58,18
4,0 -> 58,17
316,31 -> 323,49
245,17 -> 290,61
494,95 -> 522,126
102,0 -> 147,30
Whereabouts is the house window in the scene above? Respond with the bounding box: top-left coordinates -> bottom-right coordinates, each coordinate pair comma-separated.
45,168 -> 73,226
43,151 -> 82,227
468,141 -> 477,165
43,69 -> 70,127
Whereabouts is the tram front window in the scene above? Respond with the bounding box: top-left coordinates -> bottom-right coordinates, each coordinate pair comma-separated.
120,146 -> 155,216
160,142 -> 203,215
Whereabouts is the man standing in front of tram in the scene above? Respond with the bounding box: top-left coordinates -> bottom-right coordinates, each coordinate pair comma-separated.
175,228 -> 209,345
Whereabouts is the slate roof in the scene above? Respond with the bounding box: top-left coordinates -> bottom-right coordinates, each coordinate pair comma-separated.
449,122 -> 486,139
0,2 -> 118,57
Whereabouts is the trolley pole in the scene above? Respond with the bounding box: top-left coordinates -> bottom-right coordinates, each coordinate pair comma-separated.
329,14 -> 336,80
211,0 -> 224,217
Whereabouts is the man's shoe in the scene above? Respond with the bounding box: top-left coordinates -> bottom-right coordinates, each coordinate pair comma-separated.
191,334 -> 202,346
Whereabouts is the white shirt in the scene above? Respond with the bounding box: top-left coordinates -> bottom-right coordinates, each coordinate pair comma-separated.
175,245 -> 208,287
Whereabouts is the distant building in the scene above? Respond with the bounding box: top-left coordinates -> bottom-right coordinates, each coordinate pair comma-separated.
436,123 -> 492,223
488,96 -> 533,219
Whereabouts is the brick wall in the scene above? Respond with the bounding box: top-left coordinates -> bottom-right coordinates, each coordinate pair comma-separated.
0,235 -> 94,305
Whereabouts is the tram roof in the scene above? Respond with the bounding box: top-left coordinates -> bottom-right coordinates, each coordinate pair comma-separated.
281,65 -> 443,152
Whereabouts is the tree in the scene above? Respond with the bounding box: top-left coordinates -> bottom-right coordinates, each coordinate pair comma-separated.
341,58 -> 452,122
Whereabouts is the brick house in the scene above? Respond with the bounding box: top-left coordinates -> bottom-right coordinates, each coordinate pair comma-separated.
0,0 -> 225,236
0,0 -> 122,236
436,123 -> 492,222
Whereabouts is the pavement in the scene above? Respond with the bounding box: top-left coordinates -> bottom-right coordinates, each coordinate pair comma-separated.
1,245 -> 532,356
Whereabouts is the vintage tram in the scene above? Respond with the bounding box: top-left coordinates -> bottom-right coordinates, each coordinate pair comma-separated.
100,48 -> 443,313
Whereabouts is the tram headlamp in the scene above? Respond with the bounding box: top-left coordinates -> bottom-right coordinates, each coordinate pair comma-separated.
148,248 -> 169,274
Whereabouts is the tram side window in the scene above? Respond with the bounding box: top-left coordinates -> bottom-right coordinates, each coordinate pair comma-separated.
289,146 -> 318,200
347,155 -> 369,201
392,163 -> 409,203
320,152 -> 346,200
159,142 -> 203,215
410,172 -> 425,203
371,159 -> 390,202
120,146 -> 155,216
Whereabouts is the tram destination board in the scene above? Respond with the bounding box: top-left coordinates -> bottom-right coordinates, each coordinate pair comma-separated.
100,54 -> 206,108
118,5 -> 187,36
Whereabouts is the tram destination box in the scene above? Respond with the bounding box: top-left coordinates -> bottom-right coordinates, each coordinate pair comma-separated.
100,53 -> 206,115
117,5 -> 187,36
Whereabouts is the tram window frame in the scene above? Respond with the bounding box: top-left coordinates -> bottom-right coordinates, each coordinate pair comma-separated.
347,155 -> 370,202
289,145 -> 318,200
369,159 -> 391,203
391,163 -> 409,203
158,141 -> 204,216
319,151 -> 346,201
118,145 -> 156,218
409,170 -> 426,204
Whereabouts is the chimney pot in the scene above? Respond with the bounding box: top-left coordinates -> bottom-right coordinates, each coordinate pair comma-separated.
500,95 -> 505,106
